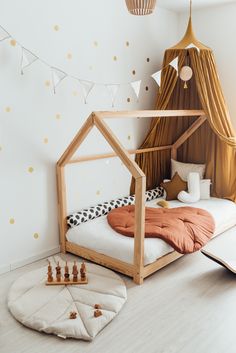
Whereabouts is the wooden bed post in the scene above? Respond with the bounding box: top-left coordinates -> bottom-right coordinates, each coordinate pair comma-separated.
57,114 -> 94,253
56,164 -> 67,253
133,176 -> 146,285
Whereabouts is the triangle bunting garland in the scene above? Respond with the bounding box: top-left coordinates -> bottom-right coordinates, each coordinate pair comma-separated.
169,57 -> 179,71
21,48 -> 38,74
130,80 -> 142,101
79,80 -> 94,103
0,24 -> 190,106
151,70 -> 162,87
185,43 -> 200,52
51,67 -> 67,93
106,84 -> 120,107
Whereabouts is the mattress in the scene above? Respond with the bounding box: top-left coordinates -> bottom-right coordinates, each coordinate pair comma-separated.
66,198 -> 236,266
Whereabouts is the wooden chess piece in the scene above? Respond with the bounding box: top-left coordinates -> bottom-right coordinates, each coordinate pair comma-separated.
94,309 -> 102,318
80,261 -> 87,281
47,261 -> 53,282
94,304 -> 101,309
64,261 -> 70,282
69,311 -> 77,319
56,261 -> 61,282
72,261 -> 78,282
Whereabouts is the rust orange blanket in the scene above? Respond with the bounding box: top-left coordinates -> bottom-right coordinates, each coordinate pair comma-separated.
107,206 -> 215,254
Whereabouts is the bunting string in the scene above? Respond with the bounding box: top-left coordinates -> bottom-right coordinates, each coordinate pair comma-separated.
0,24 -> 200,105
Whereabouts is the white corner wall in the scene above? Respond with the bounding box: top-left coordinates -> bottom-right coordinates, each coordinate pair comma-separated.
179,2 -> 236,129
0,0 -> 179,272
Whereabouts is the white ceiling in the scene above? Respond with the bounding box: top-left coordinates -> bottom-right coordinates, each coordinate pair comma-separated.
158,0 -> 236,12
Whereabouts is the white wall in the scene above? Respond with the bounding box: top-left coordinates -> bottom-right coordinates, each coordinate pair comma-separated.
0,0 -> 179,271
179,2 -> 236,129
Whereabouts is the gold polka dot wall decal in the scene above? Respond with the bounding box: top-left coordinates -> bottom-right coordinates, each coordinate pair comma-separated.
5,106 -> 11,113
67,52 -> 72,60
55,113 -> 61,120
127,135 -> 131,140
45,80 -> 51,87
132,70 -> 136,75
96,190 -> 101,196
72,91 -> 78,96
28,167 -> 34,173
43,137 -> 48,144
0,146 -> 2,151
10,39 -> 16,46
9,218 -> 15,224
33,233 -> 39,239
113,56 -> 117,61
127,97 -> 131,103
54,25 -> 60,31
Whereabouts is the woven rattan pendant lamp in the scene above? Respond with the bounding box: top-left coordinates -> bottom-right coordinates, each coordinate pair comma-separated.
125,0 -> 157,15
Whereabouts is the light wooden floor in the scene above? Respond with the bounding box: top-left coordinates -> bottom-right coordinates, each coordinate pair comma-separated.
1,227 -> 236,353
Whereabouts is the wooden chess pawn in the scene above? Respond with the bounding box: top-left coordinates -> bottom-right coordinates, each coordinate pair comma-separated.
94,304 -> 101,310
47,261 -> 53,282
72,261 -> 78,282
80,261 -> 86,281
69,311 -> 77,319
56,261 -> 62,282
94,309 -> 102,318
64,261 -> 70,282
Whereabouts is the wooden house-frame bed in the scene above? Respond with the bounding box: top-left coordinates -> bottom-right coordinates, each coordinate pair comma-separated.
57,109 -> 207,284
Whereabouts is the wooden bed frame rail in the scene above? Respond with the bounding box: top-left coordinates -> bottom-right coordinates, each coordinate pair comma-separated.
57,110 -> 206,284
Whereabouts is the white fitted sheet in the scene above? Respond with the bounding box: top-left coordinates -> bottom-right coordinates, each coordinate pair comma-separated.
66,198 -> 236,266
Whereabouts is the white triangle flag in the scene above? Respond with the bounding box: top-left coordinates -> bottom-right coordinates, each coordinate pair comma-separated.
130,80 -> 142,101
151,70 -> 162,87
21,48 -> 38,74
106,84 -> 120,107
0,26 -> 10,41
169,57 -> 179,71
185,43 -> 200,52
79,80 -> 94,103
51,67 -> 67,93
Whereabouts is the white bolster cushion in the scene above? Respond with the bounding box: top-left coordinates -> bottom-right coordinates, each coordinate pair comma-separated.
178,172 -> 201,203
200,179 -> 211,199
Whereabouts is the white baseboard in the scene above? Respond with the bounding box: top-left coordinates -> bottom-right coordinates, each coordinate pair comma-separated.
0,246 -> 61,275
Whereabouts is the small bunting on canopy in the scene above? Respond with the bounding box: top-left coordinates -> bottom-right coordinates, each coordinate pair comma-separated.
169,57 -> 179,71
185,43 -> 200,52
151,70 -> 162,87
21,48 -> 38,74
79,80 -> 94,103
130,80 -> 141,101
0,26 -> 10,41
106,84 -> 120,107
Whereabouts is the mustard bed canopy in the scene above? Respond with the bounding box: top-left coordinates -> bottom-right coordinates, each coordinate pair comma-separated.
131,15 -> 236,202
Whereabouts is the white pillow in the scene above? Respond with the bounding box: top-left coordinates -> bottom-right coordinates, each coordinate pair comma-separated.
200,179 -> 211,199
171,159 -> 206,181
178,172 -> 200,203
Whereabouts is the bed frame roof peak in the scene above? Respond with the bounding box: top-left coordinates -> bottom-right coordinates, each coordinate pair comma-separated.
57,109 -> 206,168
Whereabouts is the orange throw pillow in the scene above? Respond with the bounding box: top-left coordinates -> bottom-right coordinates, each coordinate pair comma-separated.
161,172 -> 187,201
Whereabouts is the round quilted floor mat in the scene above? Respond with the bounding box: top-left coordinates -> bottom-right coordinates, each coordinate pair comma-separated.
8,255 -> 127,341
